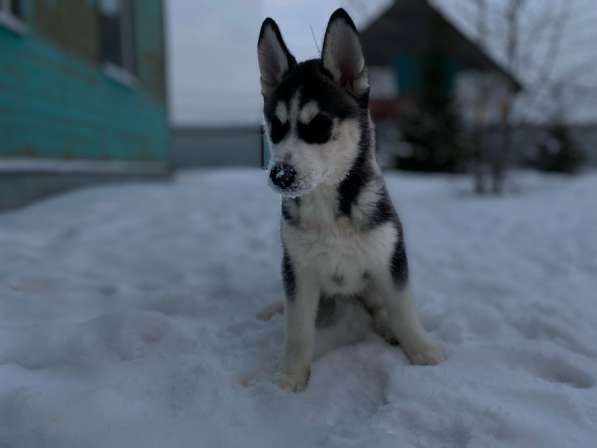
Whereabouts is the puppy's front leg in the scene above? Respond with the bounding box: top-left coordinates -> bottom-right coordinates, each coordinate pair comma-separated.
275,259 -> 319,392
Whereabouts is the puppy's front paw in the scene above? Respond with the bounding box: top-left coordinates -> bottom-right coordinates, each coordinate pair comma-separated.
404,342 -> 446,366
274,366 -> 311,392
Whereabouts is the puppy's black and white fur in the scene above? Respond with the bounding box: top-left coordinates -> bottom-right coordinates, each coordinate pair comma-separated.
258,9 -> 445,392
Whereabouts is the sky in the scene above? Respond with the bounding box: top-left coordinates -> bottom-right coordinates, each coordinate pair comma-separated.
167,0 -> 597,126
166,0 -> 390,126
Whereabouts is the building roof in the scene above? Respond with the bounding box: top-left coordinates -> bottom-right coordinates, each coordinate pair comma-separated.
360,0 -> 523,92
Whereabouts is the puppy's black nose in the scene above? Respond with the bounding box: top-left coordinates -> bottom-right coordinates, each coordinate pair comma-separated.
270,163 -> 296,190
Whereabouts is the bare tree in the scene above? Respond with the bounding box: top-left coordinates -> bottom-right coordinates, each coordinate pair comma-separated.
492,0 -> 526,193
467,0 -> 595,193
345,0 -> 597,188
470,0 -> 490,193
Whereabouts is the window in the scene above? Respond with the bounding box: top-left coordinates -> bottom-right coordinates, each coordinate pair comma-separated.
98,0 -> 137,83
0,0 -> 26,34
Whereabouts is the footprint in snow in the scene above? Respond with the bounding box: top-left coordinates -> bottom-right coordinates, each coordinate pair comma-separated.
511,317 -> 597,359
510,351 -> 594,389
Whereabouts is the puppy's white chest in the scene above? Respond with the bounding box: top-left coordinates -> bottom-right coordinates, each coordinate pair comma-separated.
283,185 -> 398,296
317,239 -> 369,294
292,221 -> 371,295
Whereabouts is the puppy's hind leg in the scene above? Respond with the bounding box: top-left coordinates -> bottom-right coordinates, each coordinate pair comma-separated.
383,285 -> 445,365
372,262 -> 445,364
358,292 -> 399,346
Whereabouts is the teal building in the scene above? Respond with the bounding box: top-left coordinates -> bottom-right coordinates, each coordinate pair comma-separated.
0,0 -> 169,208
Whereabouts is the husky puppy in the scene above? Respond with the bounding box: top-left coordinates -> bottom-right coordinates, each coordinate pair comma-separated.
257,9 -> 445,392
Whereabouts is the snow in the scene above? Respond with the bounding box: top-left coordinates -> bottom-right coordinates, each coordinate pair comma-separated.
1,169 -> 596,447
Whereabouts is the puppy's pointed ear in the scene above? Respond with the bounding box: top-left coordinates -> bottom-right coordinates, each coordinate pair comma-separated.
258,18 -> 296,99
321,9 -> 369,98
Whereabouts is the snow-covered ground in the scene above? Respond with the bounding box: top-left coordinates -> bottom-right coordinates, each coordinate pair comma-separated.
1,169 -> 596,447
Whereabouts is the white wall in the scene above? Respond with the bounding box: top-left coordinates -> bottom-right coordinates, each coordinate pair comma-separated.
167,0 -> 262,126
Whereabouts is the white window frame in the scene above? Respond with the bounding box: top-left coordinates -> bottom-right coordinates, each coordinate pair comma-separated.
99,0 -> 137,87
0,0 -> 27,35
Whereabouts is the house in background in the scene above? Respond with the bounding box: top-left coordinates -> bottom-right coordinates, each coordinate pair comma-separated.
0,0 -> 169,210
362,0 -> 522,121
361,0 -> 523,169
171,0 -> 523,171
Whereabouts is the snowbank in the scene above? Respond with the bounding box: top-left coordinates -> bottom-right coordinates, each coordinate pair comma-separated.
1,170 -> 596,447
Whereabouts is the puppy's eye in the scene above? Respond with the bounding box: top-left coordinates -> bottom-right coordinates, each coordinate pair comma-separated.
270,117 -> 289,144
298,113 -> 333,144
